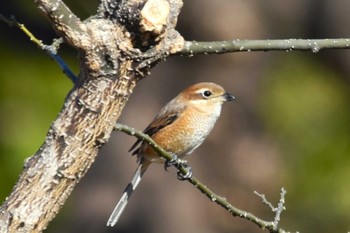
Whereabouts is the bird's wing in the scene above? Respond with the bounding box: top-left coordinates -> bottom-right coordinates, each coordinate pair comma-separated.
129,102 -> 186,155
129,112 -> 179,155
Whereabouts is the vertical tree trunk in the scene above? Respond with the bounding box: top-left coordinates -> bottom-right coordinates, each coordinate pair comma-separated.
0,61 -> 136,232
0,0 -> 184,231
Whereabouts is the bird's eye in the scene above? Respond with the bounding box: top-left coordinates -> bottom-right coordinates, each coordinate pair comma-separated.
202,90 -> 212,98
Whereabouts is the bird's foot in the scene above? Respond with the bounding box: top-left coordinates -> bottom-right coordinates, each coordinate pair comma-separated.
164,153 -> 178,171
177,163 -> 192,181
164,153 -> 192,180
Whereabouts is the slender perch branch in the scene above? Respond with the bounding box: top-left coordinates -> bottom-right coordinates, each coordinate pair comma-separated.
114,123 -> 291,233
180,39 -> 350,55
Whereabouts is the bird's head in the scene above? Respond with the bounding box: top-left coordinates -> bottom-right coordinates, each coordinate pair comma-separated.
180,82 -> 235,108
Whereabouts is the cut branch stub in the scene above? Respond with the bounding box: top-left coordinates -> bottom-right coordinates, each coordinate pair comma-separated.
140,0 -> 170,34
99,0 -> 184,54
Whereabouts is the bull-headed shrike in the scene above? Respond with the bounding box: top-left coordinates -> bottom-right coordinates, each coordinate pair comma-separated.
107,82 -> 235,226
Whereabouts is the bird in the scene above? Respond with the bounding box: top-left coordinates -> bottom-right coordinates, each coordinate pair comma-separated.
107,82 -> 235,227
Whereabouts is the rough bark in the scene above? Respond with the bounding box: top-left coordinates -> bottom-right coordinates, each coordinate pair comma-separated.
0,0 -> 184,232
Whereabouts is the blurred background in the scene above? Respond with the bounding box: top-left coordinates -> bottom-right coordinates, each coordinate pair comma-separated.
1,0 -> 350,232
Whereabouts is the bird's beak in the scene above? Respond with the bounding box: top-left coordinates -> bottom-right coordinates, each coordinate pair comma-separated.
223,92 -> 235,101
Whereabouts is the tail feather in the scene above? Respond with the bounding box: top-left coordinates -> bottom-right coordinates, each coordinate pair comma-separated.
107,161 -> 150,227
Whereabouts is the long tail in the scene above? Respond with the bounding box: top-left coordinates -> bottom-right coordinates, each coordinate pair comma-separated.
107,160 -> 151,227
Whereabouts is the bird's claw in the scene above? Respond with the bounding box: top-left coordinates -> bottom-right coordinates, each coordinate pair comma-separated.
177,163 -> 193,181
164,153 -> 192,180
164,153 -> 178,171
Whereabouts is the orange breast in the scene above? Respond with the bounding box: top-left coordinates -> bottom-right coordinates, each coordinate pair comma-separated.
141,106 -> 220,162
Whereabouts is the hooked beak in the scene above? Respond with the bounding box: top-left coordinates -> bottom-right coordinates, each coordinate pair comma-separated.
223,92 -> 235,101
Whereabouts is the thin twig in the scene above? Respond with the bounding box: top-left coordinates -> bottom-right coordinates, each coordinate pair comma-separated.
180,39 -> 350,56
255,188 -> 287,230
254,191 -> 276,212
274,188 -> 287,229
0,14 -> 77,83
114,123 -> 292,233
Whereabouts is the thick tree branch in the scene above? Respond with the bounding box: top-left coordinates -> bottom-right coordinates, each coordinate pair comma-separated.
114,123 -> 291,233
34,0 -> 87,48
180,39 -> 350,55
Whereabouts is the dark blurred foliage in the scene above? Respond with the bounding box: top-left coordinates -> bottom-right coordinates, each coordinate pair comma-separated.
1,1 -> 350,233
